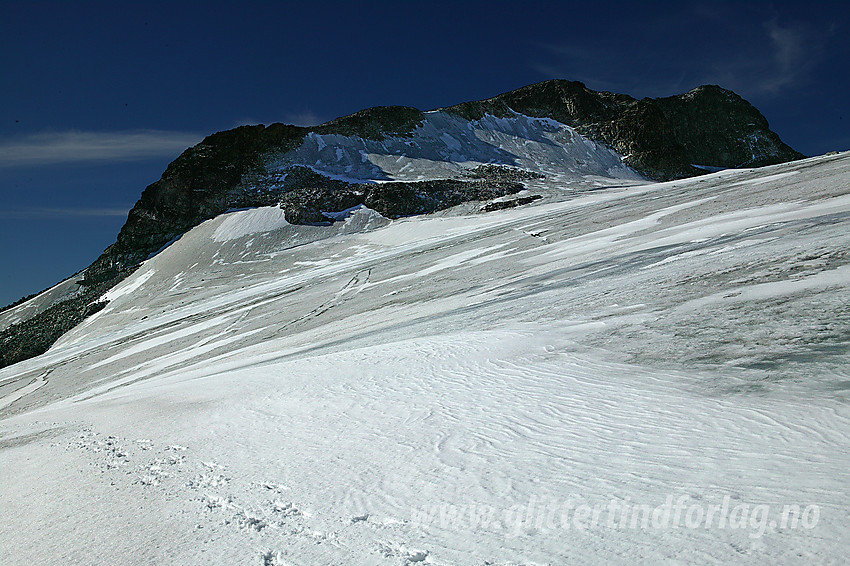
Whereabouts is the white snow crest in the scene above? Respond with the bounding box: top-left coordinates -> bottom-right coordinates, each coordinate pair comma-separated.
212,206 -> 291,242
102,269 -> 155,302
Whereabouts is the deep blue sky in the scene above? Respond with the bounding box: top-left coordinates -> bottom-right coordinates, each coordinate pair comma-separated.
1,0 -> 848,306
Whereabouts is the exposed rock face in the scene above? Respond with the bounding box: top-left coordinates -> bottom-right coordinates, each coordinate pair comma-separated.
104,124 -> 307,269
479,194 -> 543,213
657,85 -> 798,170
280,177 -> 525,225
444,80 -> 803,180
0,80 -> 803,369
277,165 -> 527,225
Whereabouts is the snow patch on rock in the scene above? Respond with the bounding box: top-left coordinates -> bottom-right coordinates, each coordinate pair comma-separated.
267,110 -> 644,185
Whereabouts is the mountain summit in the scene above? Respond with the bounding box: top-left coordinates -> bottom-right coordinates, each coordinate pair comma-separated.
0,80 -> 802,368
2,75 -> 850,564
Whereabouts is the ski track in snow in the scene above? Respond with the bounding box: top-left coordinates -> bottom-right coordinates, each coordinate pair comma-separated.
1,152 -> 850,564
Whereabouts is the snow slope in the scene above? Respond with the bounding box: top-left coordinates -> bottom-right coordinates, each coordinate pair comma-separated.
1,152 -> 849,565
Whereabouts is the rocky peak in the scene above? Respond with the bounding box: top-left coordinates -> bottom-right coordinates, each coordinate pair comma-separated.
445,79 -> 802,180
653,84 -> 791,169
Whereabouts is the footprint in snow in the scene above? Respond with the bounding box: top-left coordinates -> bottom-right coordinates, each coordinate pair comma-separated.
259,550 -> 288,566
406,550 -> 429,563
376,541 -> 430,564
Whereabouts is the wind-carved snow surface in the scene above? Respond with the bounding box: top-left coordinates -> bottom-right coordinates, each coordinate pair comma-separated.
268,111 -> 643,186
2,153 -> 850,565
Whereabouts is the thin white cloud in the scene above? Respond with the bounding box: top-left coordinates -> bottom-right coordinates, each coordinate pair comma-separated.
757,21 -> 812,93
700,20 -> 826,96
0,130 -> 203,168
769,22 -> 804,71
535,13 -> 833,100
0,207 -> 131,219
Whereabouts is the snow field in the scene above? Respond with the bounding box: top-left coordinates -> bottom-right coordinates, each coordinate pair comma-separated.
1,152 -> 849,564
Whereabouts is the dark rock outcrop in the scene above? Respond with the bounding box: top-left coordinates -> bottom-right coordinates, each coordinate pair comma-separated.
278,166 -> 525,225
444,80 -> 803,180
479,194 -> 543,213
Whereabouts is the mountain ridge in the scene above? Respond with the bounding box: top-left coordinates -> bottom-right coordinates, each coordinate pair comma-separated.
0,79 -> 804,369
104,79 -> 804,274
